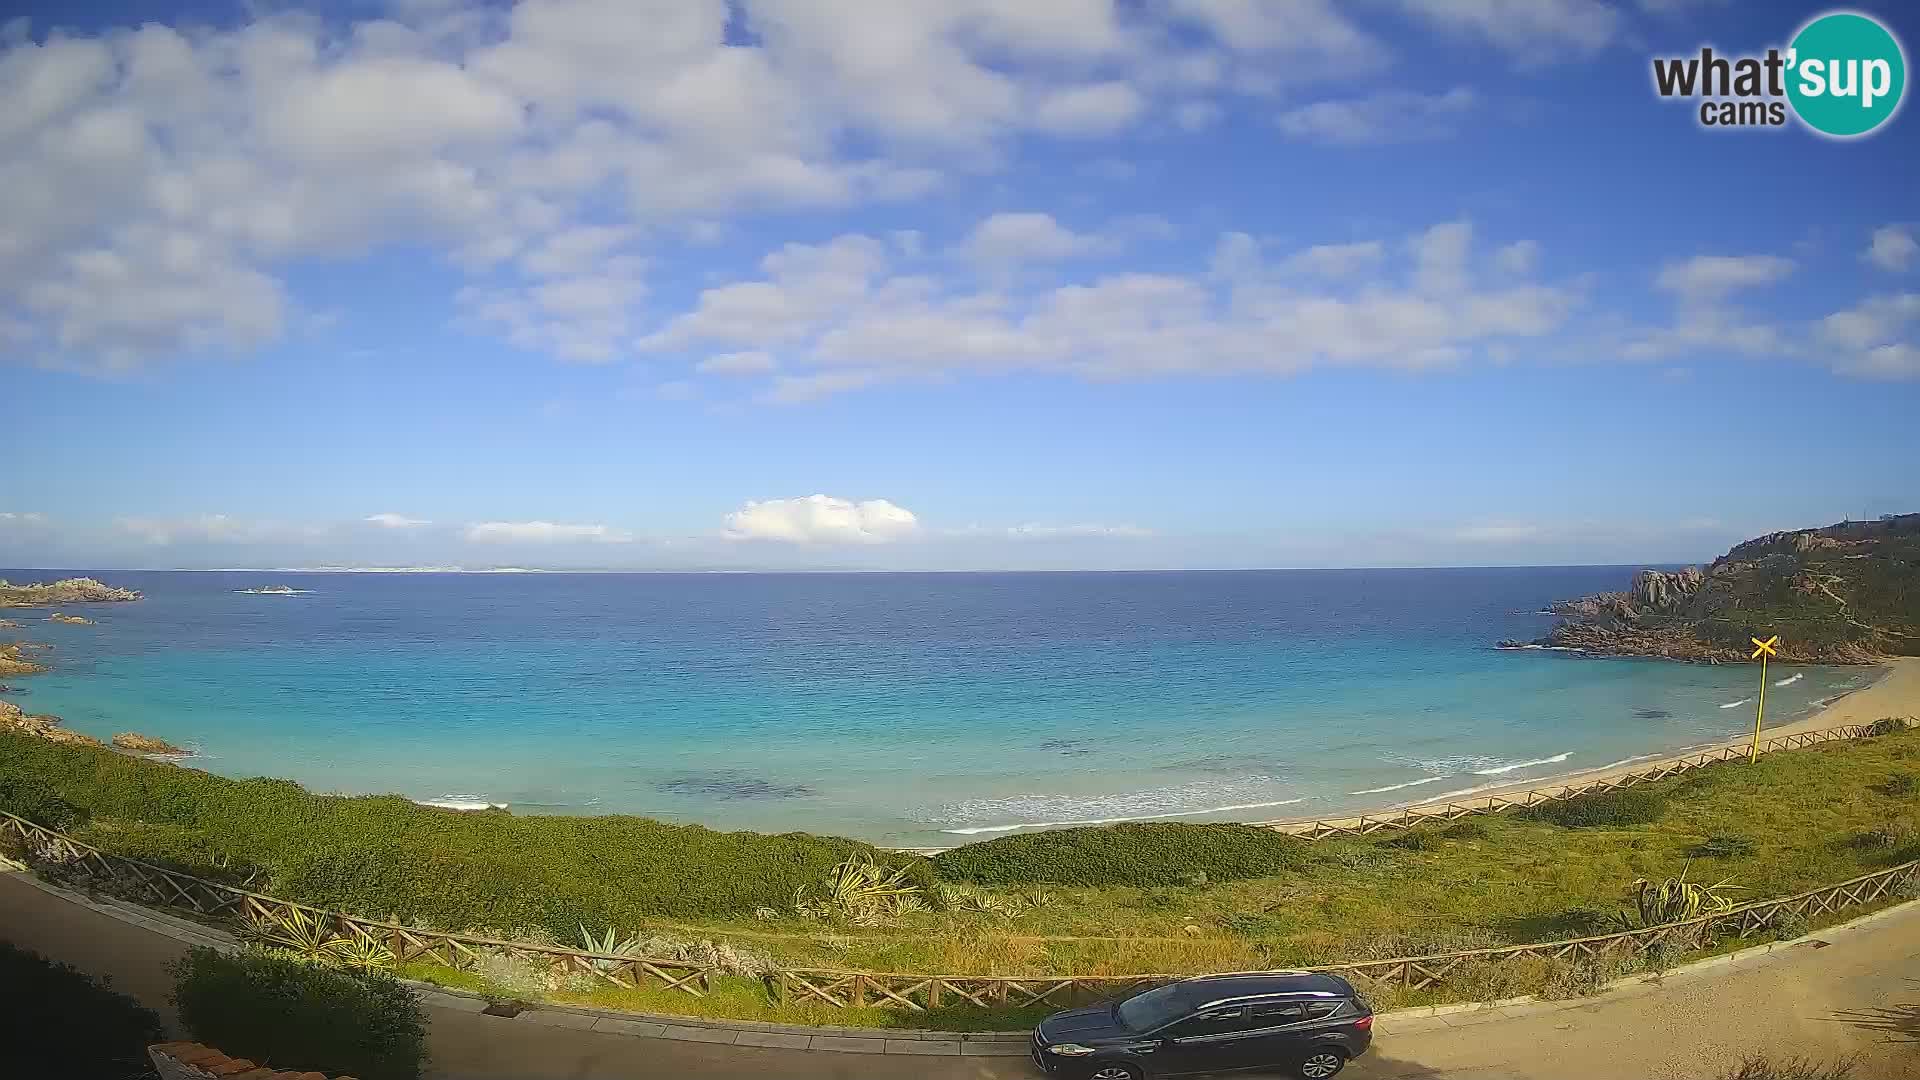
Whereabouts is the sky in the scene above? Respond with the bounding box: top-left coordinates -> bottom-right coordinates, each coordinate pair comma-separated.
0,0 -> 1916,571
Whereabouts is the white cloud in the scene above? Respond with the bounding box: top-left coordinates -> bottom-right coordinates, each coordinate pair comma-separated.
960,212 -> 1110,266
1494,240 -> 1540,275
15,2 -> 1427,371
365,513 -> 430,529
1276,87 -> 1476,145
722,494 -> 919,543
696,350 -> 777,375
1821,293 -> 1920,379
1654,254 -> 1795,302
1866,226 -> 1917,272
998,522 -> 1153,539
1399,0 -> 1618,57
1031,82 -> 1145,136
464,520 -> 633,543
656,216 -> 1576,398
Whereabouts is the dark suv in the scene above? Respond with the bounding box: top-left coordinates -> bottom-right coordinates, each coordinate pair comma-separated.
1031,972 -> 1372,1079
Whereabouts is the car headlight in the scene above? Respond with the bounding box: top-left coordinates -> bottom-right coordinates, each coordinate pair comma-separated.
1046,1043 -> 1099,1056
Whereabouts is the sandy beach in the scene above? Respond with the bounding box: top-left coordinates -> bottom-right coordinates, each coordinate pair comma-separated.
1255,657 -> 1920,830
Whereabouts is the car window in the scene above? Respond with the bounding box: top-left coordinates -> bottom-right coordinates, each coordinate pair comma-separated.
1166,1007 -> 1250,1037
1250,1001 -> 1309,1023
1116,984 -> 1188,1031
1305,1001 -> 1344,1020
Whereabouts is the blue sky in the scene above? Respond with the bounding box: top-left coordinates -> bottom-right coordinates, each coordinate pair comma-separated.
1,0 -> 1916,570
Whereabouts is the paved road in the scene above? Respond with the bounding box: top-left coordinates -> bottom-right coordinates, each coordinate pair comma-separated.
4,870 -> 1915,1079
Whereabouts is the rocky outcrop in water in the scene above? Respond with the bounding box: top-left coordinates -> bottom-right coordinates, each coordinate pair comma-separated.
1509,514 -> 1920,664
48,613 -> 93,625
0,699 -> 100,747
112,731 -> 188,755
0,578 -> 142,608
0,643 -> 48,678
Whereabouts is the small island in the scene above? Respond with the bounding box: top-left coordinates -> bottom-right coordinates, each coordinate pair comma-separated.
0,643 -> 48,678
1504,514 -> 1920,663
235,585 -> 312,595
0,577 -> 142,608
48,613 -> 93,626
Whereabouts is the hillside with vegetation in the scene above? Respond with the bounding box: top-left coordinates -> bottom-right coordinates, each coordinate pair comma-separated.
4,724 -> 1918,1029
1512,514 -> 1920,663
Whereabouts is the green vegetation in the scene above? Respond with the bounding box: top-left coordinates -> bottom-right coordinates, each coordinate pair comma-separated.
0,941 -> 164,1080
1526,787 -> 1667,827
931,821 -> 1313,887
171,946 -> 428,1080
5,722 -> 1919,1031
0,732 -> 928,933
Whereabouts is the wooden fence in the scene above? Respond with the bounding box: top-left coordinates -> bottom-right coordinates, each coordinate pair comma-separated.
3,716 -> 1914,1017
1255,722 -> 1895,840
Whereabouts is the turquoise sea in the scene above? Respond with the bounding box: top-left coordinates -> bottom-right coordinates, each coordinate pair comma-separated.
0,568 -> 1876,848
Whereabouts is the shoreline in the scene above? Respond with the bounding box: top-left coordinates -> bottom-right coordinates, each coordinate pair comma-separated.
1246,656 -> 1919,831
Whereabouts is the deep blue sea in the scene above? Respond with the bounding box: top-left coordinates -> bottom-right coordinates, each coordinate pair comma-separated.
0,569 -> 1875,847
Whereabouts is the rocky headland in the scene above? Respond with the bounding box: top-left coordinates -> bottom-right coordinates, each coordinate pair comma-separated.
0,577 -> 142,608
1503,514 -> 1920,663
0,699 -> 101,748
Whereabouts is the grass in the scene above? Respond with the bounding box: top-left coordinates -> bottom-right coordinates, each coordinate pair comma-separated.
4,722 -> 1918,1031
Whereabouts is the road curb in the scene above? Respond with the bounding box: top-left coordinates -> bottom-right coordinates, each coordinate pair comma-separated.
7,867 -> 1912,1058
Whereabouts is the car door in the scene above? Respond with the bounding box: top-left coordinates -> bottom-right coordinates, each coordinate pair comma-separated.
1211,1000 -> 1311,1071
1156,1006 -> 1253,1075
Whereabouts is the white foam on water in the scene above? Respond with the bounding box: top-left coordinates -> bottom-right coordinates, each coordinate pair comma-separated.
1720,698 -> 1753,709
1347,775 -> 1450,796
1472,751 -> 1572,776
1774,673 -> 1804,687
940,798 -> 1308,835
416,794 -> 508,811
1585,753 -> 1664,773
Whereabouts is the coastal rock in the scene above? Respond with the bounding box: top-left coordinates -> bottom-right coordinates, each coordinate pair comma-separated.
48,613 -> 93,625
0,577 -> 142,608
0,699 -> 101,747
0,644 -> 48,678
0,619 -> 19,628
112,731 -> 189,755
1632,566 -> 1703,609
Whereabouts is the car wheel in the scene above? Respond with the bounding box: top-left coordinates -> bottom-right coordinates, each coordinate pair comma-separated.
1085,1064 -> 1145,1080
1296,1048 -> 1347,1078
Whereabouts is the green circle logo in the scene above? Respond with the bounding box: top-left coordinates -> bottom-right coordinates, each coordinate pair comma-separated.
1787,11 -> 1907,137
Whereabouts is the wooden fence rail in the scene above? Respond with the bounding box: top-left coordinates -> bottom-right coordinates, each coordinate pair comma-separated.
3,717 -> 1914,1016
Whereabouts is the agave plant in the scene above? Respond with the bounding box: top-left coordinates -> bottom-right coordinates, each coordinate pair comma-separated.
1632,863 -> 1744,927
793,855 -> 928,925
577,924 -> 645,975
323,933 -> 397,972
244,905 -> 339,962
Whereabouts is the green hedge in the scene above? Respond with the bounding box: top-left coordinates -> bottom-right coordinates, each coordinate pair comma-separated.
1,941 -> 164,1080
1527,788 -> 1667,828
172,947 -> 427,1080
932,821 -> 1313,887
0,733 -> 930,932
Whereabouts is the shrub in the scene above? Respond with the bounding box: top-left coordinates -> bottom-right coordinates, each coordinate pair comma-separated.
1528,788 -> 1667,828
1689,834 -> 1758,859
1437,818 -> 1490,841
1768,911 -> 1810,941
1382,829 -> 1438,851
931,822 -> 1312,887
1875,771 -> 1918,797
171,947 -> 427,1080
0,775 -> 89,831
0,732 -> 929,930
1848,819 -> 1918,851
1539,948 -> 1643,998
0,941 -> 164,1080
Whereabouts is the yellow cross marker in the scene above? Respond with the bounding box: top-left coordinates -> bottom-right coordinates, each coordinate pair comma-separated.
1749,635 -> 1780,762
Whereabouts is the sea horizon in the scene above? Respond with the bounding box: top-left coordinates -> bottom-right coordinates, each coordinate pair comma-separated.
2,566 -> 1869,848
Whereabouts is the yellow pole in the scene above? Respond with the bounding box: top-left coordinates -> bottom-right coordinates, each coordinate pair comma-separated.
1749,652 -> 1768,763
